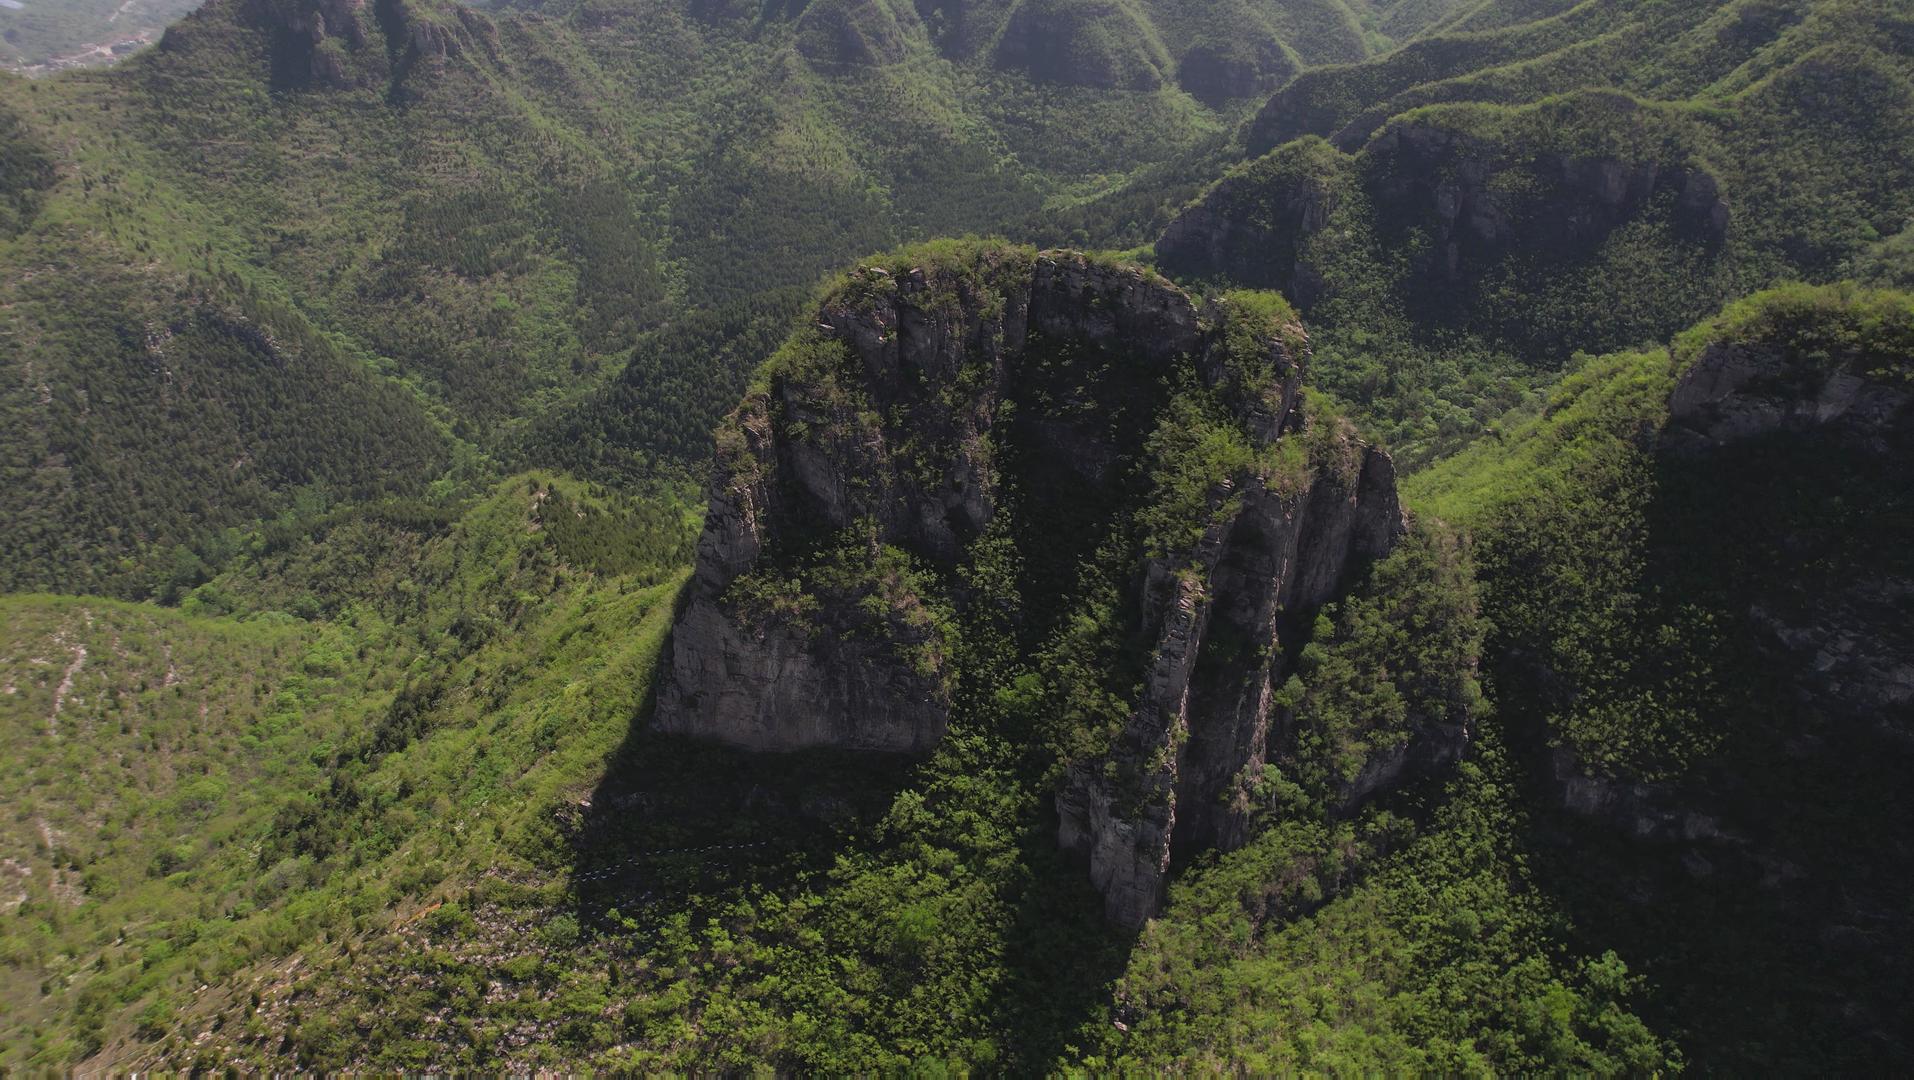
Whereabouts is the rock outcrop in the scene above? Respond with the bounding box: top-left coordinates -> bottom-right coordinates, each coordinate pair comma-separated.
1362,117 -> 1729,286
1161,111 -> 1728,305
173,0 -> 486,93
657,243 -> 1456,926
241,0 -> 372,89
1552,290 -> 1914,838
660,568 -> 955,754
1664,335 -> 1913,454
1155,136 -> 1346,305
657,246 -> 1206,753
1660,317 -> 1914,741
1056,434 -> 1405,926
1158,94 -> 1733,363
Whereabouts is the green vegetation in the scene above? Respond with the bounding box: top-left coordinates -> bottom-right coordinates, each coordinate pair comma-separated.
1404,282 -> 1914,1071
1409,282 -> 1913,779
0,92 -> 54,230
0,0 -> 1276,600
1102,737 -> 1669,1073
1281,521 -> 1483,799
0,474 -> 693,1068
137,323 -> 1556,1072
1410,343 -> 1709,777
728,527 -> 961,684
1671,278 -> 1914,377
1153,0 -> 1913,466
3,0 -> 1911,1070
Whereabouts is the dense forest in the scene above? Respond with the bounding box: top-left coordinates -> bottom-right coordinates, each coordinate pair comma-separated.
1,0 -> 1910,1070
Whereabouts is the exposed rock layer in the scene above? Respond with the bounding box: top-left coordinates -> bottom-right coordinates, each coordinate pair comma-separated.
657,246 -> 1447,925
660,249 -> 1212,755
1555,323 -> 1914,840
180,0 -> 485,93
1160,117 -> 1728,308
1057,443 -> 1407,927
1661,332 -> 1914,744
1665,338 -> 1913,454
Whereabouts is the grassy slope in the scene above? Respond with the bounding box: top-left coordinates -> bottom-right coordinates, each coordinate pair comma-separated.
0,475 -> 691,1068
1102,738 -> 1665,1073
0,61 -> 461,596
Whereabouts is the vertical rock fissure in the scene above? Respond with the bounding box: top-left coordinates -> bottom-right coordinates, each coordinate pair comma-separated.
656,246 -> 1434,927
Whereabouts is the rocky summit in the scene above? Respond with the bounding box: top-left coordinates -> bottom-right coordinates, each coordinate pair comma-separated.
656,242 -> 1473,925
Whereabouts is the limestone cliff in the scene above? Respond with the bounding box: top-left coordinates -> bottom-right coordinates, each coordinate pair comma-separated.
1360,116 -> 1728,287
1157,93 -> 1733,359
657,245 -> 1207,753
1664,332 -> 1912,455
1661,303 -> 1913,743
655,242 -> 1465,925
1054,429 -> 1406,927
1551,288 -> 1913,837
1162,113 -> 1727,301
1155,136 -> 1347,307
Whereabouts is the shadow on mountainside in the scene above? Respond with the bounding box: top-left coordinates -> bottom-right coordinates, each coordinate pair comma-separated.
563,608 -> 1142,1068
979,817 -> 1140,1069
565,713 -> 920,933
1511,427 -> 1914,1073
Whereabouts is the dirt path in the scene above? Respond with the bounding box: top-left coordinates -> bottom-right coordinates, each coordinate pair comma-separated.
49,641 -> 85,735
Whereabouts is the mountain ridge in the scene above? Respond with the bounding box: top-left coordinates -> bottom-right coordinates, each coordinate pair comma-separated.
2,0 -> 1912,1068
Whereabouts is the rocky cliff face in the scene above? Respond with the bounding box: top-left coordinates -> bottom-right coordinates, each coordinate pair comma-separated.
1664,335 -> 1912,454
1527,295 -> 1914,1058
1158,96 -> 1733,361
1056,432 -> 1405,927
177,0 -> 484,92
1553,296 -> 1914,840
1362,118 -> 1728,286
1155,136 -> 1346,306
1161,114 -> 1728,306
1661,325 -> 1914,744
657,246 -> 1208,753
236,0 -> 371,89
657,243 -> 1463,925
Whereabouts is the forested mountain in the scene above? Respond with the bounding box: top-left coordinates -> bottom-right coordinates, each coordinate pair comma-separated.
1,0 -> 1910,1070
1,0 -> 1278,595
1154,0 -> 1913,461
1407,282 -> 1913,1070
